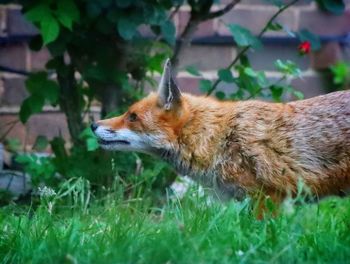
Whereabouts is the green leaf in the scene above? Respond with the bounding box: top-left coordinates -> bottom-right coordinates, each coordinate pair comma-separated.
33,135 -> 49,151
46,81 -> 59,104
267,22 -> 283,31
25,4 -> 51,22
20,72 -> 59,123
115,0 -> 133,8
117,17 -> 137,40
185,65 -> 202,77
25,4 -> 60,44
4,138 -> 21,152
56,0 -> 80,30
40,14 -> 60,44
239,55 -> 251,67
86,2 -> 102,18
317,0 -> 345,15
146,6 -> 167,25
19,95 -> 45,123
79,127 -> 99,151
263,0 -> 284,7
15,154 -> 33,164
244,67 -> 257,78
330,62 -> 349,85
79,126 -> 96,139
297,29 -> 321,51
161,20 -> 176,45
86,138 -> 99,151
25,72 -> 47,94
285,85 -> 304,100
199,79 -> 212,93
257,72 -> 269,87
226,24 -> 262,49
26,72 -> 59,104
270,85 -> 284,102
218,69 -> 234,83
274,60 -> 301,77
293,90 -> 304,100
215,91 -> 226,100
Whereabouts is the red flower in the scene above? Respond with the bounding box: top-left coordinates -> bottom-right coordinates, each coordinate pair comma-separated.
298,41 -> 311,55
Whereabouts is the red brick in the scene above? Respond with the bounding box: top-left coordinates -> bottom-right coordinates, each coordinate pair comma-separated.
27,112 -> 69,142
310,42 -> 343,70
248,43 -> 310,71
0,114 -> 26,143
220,0 -> 312,5
177,76 -> 200,94
217,6 -> 297,35
299,10 -> 350,36
290,72 -> 332,99
0,78 -> 3,100
177,76 -> 239,96
178,45 -> 235,71
6,8 -> 38,36
0,43 -> 27,71
176,11 -> 215,37
30,48 -> 51,71
0,112 -> 70,145
0,77 -> 28,106
0,8 -> 6,36
176,72 -> 330,101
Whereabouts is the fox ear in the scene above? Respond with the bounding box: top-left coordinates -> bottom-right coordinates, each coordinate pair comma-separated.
157,58 -> 181,110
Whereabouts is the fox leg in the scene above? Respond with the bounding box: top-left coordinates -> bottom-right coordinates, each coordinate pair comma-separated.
253,190 -> 285,219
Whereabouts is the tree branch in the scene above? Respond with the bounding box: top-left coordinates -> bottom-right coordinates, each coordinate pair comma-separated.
171,18 -> 199,72
203,0 -> 241,20
206,0 -> 299,96
171,0 -> 241,73
169,4 -> 181,21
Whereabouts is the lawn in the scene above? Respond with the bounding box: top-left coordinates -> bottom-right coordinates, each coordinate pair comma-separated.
0,182 -> 350,264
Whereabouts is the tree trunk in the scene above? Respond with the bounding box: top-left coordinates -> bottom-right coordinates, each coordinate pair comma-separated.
171,18 -> 199,74
100,83 -> 124,118
100,46 -> 128,118
56,59 -> 84,145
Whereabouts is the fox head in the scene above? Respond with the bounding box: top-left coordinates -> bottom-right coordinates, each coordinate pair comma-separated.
91,59 -> 190,155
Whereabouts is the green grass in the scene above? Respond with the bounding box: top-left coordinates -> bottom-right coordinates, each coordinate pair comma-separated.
0,184 -> 350,264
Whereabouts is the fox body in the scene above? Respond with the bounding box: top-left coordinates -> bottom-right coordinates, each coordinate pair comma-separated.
92,60 -> 350,204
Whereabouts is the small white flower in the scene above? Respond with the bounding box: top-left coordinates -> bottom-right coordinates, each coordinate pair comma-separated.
47,201 -> 53,214
38,186 -> 56,198
236,250 -> 244,256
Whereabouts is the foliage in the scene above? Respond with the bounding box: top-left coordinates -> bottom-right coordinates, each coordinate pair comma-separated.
227,24 -> 262,49
1,186 -> 350,263
19,72 -> 59,123
330,61 -> 350,89
15,153 -> 57,187
9,0 -> 184,195
316,0 -> 345,15
20,0 -> 181,134
15,135 -> 176,199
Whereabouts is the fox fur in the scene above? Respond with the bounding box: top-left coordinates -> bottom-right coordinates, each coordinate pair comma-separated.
93,59 -> 350,205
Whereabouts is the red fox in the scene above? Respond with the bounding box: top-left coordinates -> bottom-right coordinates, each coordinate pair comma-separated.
92,59 -> 350,209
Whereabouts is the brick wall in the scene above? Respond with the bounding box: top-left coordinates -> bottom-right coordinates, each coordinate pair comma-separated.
0,1 -> 350,144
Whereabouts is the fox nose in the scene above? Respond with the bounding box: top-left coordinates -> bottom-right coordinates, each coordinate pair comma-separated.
90,122 -> 99,132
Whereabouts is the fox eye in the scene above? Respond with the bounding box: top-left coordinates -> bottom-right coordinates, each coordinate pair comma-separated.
128,112 -> 138,122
